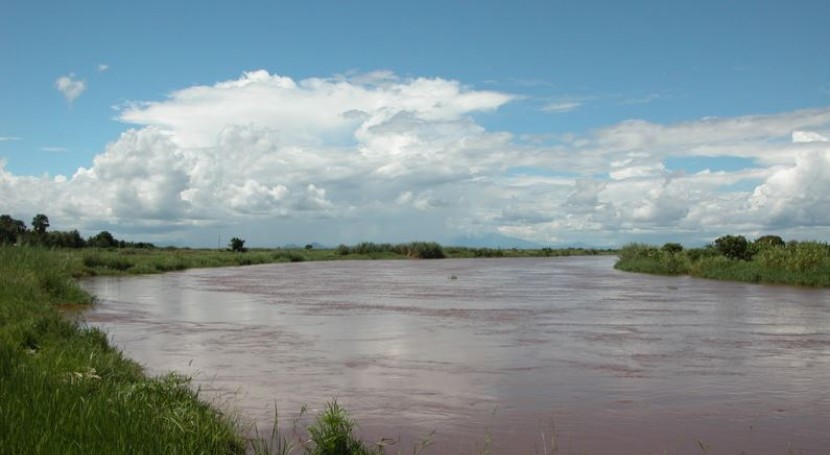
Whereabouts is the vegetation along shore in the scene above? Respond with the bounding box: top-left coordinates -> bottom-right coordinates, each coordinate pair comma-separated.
615,234 -> 830,287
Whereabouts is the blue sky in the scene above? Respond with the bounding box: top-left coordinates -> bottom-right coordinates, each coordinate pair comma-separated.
2,1 -> 830,247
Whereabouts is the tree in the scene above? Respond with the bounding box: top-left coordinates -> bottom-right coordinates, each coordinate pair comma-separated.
661,242 -> 684,254
714,235 -> 752,260
755,235 -> 785,248
89,231 -> 117,248
0,214 -> 27,244
32,213 -> 50,235
229,237 -> 247,252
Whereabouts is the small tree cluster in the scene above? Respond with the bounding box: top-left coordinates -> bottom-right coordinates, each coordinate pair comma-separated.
332,241 -> 446,259
228,237 -> 247,252
714,235 -> 753,260
1,213 -> 155,249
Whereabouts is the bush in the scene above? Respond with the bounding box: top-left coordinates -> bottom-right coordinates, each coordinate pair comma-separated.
755,235 -> 785,248
617,243 -> 660,261
306,401 -> 381,455
661,243 -> 683,254
228,237 -> 247,253
684,247 -> 719,262
714,235 -> 753,260
399,241 -> 446,259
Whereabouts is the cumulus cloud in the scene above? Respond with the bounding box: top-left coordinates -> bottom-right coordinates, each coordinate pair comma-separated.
55,74 -> 86,102
5,69 -> 830,246
792,130 -> 829,143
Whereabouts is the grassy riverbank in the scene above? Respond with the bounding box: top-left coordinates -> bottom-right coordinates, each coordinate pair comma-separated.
615,237 -> 830,287
0,247 -> 246,454
0,246 -> 403,454
2,244 -> 609,454
42,243 -> 615,278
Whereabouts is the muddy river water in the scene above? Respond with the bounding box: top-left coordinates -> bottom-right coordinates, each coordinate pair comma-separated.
79,256 -> 830,454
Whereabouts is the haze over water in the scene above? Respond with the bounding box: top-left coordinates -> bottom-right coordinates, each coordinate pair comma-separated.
80,257 -> 830,454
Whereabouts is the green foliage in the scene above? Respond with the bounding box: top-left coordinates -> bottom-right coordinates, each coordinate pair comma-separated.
684,246 -> 719,262
229,237 -> 247,252
714,235 -> 753,260
0,247 -> 245,454
0,214 -> 27,244
31,213 -> 50,235
661,242 -> 683,254
754,234 -> 785,248
757,240 -> 829,272
616,243 -> 689,275
88,231 -> 117,248
617,235 -> 830,287
398,241 -> 446,259
306,401 -> 382,455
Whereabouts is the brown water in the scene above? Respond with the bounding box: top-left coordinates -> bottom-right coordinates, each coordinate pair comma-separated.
79,257 -> 830,454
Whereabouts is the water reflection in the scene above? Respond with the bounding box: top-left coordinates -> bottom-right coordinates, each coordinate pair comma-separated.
81,257 -> 830,454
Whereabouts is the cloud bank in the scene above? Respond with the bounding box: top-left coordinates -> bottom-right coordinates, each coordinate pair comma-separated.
6,70 -> 830,246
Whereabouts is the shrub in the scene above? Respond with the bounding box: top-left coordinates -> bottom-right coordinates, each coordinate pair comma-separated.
399,241 -> 446,259
306,401 -> 381,455
684,247 -> 719,262
617,243 -> 660,261
228,237 -> 247,253
661,242 -> 683,254
755,235 -> 785,248
714,235 -> 753,260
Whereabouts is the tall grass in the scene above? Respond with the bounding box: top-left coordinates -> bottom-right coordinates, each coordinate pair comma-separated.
615,239 -> 830,287
0,247 -> 246,454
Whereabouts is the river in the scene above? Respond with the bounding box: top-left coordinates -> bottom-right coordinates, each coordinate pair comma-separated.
78,256 -> 830,454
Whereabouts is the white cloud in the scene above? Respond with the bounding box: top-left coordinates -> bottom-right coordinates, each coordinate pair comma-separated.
792,130 -> 829,143
4,69 -> 830,246
97,63 -> 109,73
40,146 -> 69,152
0,136 -> 21,142
55,74 -> 86,102
542,101 -> 582,113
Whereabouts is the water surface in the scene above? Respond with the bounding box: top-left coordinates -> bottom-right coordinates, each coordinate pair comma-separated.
80,257 -> 830,454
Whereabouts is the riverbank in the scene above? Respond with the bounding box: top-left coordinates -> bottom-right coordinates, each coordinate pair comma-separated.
0,247 -> 247,454
614,239 -> 830,287
1,245 -> 612,454
58,243 -> 615,277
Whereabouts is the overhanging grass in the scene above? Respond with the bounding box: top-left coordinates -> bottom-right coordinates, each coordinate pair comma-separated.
0,247 -> 246,454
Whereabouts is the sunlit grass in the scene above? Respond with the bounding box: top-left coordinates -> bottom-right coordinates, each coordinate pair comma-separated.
0,247 -> 246,454
615,240 -> 830,287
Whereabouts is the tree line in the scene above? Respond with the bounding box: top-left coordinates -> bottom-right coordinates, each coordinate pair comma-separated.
0,214 -> 155,249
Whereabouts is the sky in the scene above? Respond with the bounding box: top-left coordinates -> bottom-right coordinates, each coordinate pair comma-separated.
2,0 -> 830,248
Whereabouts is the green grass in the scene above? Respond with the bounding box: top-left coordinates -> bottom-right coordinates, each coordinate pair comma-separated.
33,244 -> 618,279
615,241 -> 830,287
0,247 -> 246,454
